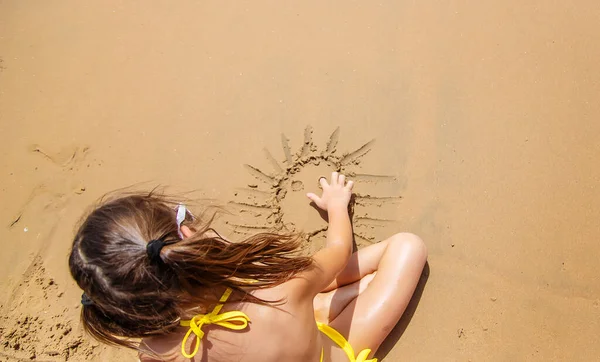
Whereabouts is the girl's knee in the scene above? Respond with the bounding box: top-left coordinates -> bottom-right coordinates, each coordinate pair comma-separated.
389,232 -> 428,262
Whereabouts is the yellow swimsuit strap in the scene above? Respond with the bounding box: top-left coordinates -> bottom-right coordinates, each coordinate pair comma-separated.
179,288 -> 250,359
317,322 -> 377,362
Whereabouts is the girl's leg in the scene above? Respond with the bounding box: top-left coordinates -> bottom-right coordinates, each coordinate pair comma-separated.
314,273 -> 375,324
320,238 -> 390,292
328,232 -> 427,357
314,238 -> 393,323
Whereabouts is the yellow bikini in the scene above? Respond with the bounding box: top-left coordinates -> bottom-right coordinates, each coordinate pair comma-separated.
317,322 -> 377,362
179,288 -> 377,362
179,288 -> 250,359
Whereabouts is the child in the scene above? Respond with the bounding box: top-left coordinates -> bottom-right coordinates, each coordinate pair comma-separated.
69,172 -> 427,362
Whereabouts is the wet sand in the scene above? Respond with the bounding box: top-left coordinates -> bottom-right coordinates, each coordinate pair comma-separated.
1,1 -> 599,361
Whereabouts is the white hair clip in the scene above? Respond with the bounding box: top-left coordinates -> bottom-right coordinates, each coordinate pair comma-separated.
176,204 -> 187,239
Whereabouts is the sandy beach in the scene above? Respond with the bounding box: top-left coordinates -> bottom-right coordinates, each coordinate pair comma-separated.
1,1 -> 599,361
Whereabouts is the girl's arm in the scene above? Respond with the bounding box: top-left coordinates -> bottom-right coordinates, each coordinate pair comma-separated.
296,172 -> 354,296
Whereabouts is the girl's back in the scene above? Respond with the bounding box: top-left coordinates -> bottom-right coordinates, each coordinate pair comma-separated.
141,281 -> 323,362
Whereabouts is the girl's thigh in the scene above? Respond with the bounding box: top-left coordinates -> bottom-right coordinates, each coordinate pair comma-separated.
321,238 -> 389,292
328,233 -> 427,356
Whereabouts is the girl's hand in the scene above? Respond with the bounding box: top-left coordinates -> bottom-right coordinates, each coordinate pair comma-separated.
306,172 -> 354,212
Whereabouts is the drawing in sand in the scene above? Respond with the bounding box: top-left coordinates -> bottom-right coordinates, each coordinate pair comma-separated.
228,126 -> 403,245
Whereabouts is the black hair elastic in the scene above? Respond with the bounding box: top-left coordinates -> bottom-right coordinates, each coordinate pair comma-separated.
146,239 -> 166,264
81,293 -> 94,306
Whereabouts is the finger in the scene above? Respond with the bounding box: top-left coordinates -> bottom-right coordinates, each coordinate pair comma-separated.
306,193 -> 325,209
319,177 -> 329,189
331,171 -> 339,185
338,174 -> 346,186
306,193 -> 320,203
346,180 -> 354,190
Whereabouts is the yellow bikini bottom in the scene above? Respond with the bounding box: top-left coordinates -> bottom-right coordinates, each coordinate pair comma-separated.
317,322 -> 378,362
178,288 -> 376,361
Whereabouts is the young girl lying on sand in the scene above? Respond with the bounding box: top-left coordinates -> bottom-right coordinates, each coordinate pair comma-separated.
69,172 -> 427,362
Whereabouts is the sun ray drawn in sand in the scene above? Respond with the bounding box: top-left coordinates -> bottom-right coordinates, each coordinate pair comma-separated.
228,126 -> 402,244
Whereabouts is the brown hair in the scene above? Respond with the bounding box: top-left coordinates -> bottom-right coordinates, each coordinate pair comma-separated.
68,191 -> 313,350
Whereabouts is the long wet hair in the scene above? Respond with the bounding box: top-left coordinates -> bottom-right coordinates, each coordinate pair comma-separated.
68,191 -> 313,350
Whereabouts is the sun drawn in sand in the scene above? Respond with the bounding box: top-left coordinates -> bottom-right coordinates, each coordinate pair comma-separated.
228,126 -> 402,244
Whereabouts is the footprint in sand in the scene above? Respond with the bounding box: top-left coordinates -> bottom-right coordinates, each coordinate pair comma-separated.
8,145 -> 91,228
228,126 -> 404,246
29,144 -> 90,169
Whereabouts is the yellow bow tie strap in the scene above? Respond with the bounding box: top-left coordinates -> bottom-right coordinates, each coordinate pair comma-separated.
317,322 -> 377,362
179,288 -> 250,359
